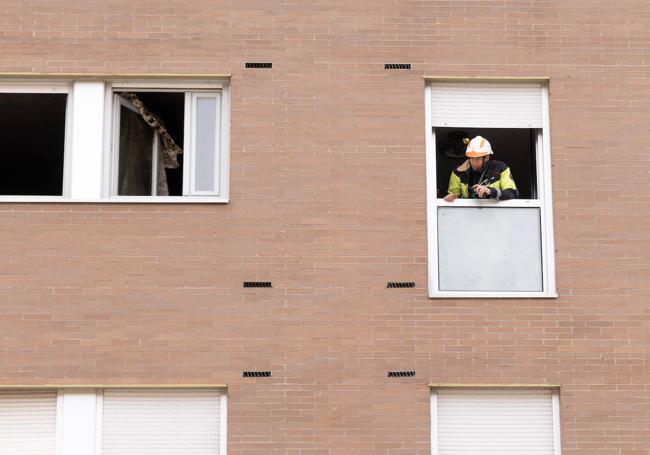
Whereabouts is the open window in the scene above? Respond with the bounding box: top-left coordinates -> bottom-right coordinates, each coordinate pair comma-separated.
425,79 -> 556,297
0,77 -> 229,203
0,87 -> 68,196
110,84 -> 227,199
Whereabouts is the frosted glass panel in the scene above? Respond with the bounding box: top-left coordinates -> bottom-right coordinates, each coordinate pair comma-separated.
438,207 -> 543,291
194,97 -> 217,192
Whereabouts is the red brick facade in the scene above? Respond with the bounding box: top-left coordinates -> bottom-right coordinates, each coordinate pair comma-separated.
1,1 -> 649,453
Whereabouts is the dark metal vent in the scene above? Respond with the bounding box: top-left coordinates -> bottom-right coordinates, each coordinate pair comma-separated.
245,62 -> 272,69
243,371 -> 271,378
384,63 -> 411,70
388,371 -> 416,378
386,282 -> 415,288
243,281 -> 272,288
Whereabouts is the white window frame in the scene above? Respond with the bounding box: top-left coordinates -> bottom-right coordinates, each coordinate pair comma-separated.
430,386 -> 562,455
0,76 -> 230,203
94,388 -> 228,455
424,79 -> 557,298
186,92 -> 223,196
0,80 -> 72,203
105,79 -> 230,203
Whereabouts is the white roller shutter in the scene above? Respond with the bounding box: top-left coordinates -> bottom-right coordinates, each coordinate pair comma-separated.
430,81 -> 544,128
0,390 -> 57,455
101,388 -> 223,455
435,388 -> 556,455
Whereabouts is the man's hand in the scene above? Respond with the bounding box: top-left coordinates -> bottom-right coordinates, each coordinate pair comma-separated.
443,193 -> 458,202
472,185 -> 491,198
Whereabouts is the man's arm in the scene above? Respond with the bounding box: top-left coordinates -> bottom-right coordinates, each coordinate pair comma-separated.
444,172 -> 462,202
489,166 -> 518,200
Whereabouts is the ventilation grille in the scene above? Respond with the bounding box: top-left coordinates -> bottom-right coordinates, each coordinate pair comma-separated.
386,282 -> 415,288
242,371 -> 271,378
388,371 -> 416,378
384,63 -> 411,70
243,282 -> 272,288
245,62 -> 272,69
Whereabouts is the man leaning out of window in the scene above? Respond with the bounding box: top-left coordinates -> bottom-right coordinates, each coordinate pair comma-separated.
443,135 -> 519,202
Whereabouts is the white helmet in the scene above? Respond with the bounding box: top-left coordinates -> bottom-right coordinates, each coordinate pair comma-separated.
465,136 -> 493,157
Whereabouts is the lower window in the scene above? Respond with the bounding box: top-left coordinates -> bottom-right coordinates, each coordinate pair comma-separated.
431,387 -> 561,455
0,388 -> 227,455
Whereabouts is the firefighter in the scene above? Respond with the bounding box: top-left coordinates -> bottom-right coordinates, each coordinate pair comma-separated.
443,135 -> 518,202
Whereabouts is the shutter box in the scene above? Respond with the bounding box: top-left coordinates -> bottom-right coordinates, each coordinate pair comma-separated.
430,81 -> 544,128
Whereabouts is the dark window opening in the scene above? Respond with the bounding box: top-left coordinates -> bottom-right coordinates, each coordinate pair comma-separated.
435,127 -> 537,200
117,92 -> 185,196
0,93 -> 66,195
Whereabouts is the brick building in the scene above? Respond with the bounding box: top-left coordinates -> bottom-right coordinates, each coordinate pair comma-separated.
0,1 -> 648,454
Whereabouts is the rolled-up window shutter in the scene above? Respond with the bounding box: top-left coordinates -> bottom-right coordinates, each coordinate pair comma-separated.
0,390 -> 57,455
430,81 -> 544,128
436,388 -> 555,454
101,389 -> 223,455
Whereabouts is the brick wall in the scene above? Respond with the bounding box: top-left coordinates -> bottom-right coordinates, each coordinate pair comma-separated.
0,1 -> 649,453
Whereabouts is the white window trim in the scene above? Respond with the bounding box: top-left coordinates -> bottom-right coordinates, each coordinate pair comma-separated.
0,78 -> 230,203
186,92 -> 223,196
430,386 -> 562,455
219,392 -> 228,455
104,79 -> 230,202
424,82 -> 557,298
0,81 -> 73,203
93,388 -> 228,455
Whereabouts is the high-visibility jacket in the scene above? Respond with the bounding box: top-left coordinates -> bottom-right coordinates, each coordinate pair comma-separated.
447,159 -> 518,200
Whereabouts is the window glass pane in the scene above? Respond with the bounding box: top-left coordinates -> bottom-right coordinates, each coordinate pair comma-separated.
437,207 -> 543,291
118,106 -> 154,196
194,97 -> 217,192
101,388 -> 222,455
0,93 -> 66,195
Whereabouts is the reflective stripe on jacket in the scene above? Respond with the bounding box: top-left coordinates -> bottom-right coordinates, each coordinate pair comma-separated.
447,159 -> 518,200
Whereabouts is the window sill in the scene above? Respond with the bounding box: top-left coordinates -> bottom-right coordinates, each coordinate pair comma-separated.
436,198 -> 541,207
0,196 -> 229,204
428,290 -> 559,299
